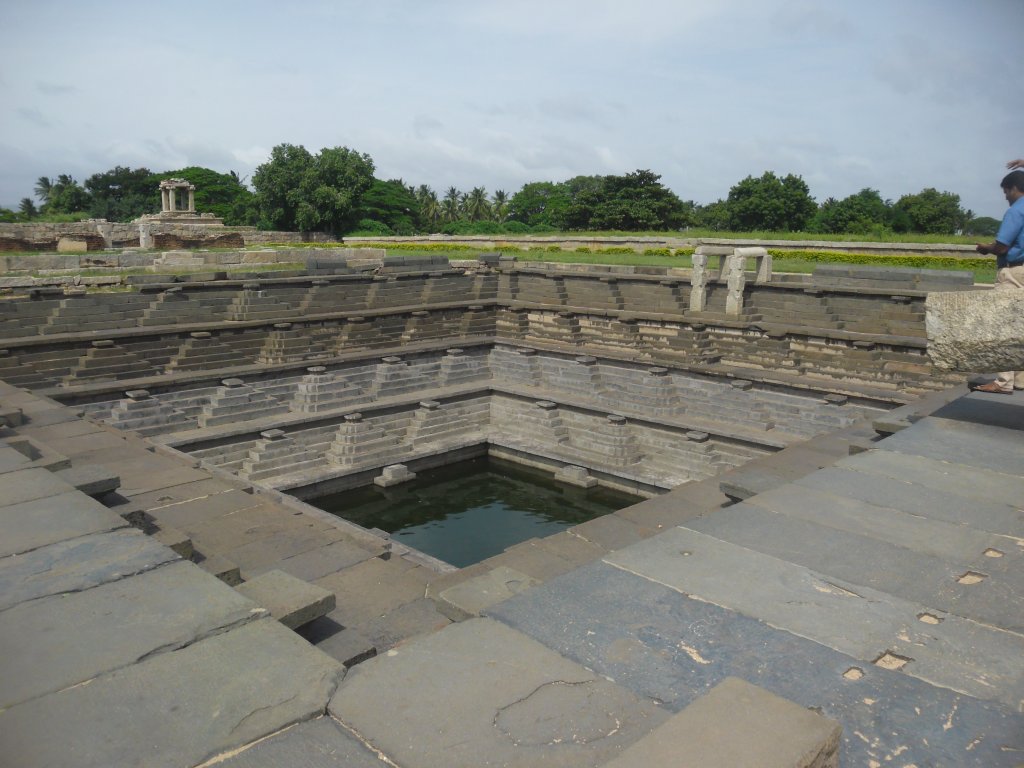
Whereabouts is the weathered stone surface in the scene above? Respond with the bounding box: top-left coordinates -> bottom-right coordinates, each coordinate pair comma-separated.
926,289 -> 1024,371
236,569 -> 336,629
0,529 -> 178,611
0,620 -> 341,768
0,561 -> 261,709
214,717 -> 386,768
490,562 -> 1024,767
602,677 -> 840,768
330,618 -> 668,768
437,565 -> 539,620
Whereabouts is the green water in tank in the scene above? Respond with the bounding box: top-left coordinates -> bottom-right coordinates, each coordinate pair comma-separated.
310,456 -> 641,568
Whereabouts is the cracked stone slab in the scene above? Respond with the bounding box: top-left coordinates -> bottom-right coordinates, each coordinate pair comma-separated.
605,527 -> 1024,708
489,562 -> 1024,767
0,619 -> 342,768
0,528 -> 179,612
0,560 -> 263,709
330,617 -> 668,768
214,717 -> 385,768
0,490 -> 130,558
685,500 -> 1024,634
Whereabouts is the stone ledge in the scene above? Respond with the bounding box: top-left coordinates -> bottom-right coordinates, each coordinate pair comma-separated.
237,569 -> 336,629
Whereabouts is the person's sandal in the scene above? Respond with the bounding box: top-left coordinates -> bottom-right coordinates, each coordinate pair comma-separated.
969,381 -> 1013,394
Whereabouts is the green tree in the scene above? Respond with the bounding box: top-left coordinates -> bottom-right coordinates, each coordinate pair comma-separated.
507,181 -> 571,229
465,187 -> 490,221
18,198 -> 37,219
150,166 -> 255,225
355,178 -> 420,235
441,186 -> 461,223
491,190 -> 509,222
694,199 -> 731,230
34,176 -> 52,205
46,175 -> 90,215
84,166 -> 156,221
965,215 -> 1001,237
416,186 -> 441,231
253,144 -> 375,234
810,188 -> 891,235
892,188 -> 967,234
724,171 -> 816,231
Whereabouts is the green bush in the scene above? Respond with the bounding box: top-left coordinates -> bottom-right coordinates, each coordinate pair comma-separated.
575,247 -> 591,253
766,249 -> 990,270
643,247 -> 673,257
595,246 -> 636,255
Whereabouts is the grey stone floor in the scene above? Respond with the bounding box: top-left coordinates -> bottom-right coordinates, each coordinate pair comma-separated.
1,378 -> 1022,766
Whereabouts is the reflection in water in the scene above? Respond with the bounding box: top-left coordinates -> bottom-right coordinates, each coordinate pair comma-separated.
310,457 -> 641,568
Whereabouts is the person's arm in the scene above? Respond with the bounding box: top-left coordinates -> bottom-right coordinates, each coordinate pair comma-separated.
1008,159 -> 1024,170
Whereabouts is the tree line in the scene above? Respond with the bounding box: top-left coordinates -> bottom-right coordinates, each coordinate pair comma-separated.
3,143 -> 999,237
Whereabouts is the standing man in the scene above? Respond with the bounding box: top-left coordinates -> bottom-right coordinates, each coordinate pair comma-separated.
971,169 -> 1024,394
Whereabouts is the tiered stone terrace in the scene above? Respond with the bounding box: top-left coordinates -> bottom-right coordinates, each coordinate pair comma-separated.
3,252 -> 1022,767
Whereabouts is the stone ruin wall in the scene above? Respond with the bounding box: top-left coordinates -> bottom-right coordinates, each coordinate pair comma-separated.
0,258 -> 968,399
0,221 -> 338,253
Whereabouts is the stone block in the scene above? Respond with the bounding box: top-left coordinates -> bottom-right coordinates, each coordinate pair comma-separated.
53,463 -> 120,497
602,677 -> 840,768
151,524 -> 194,560
0,560 -> 260,709
436,565 -> 539,620
329,618 -> 668,768
926,289 -> 1024,372
0,620 -> 341,768
237,569 -> 336,629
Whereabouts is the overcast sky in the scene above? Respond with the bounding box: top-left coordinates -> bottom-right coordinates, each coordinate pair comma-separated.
2,0 -> 1022,219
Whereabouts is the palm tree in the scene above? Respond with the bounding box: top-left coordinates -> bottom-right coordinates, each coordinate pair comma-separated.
420,189 -> 441,231
19,198 -> 37,219
442,186 -> 461,223
491,190 -> 509,222
34,176 -> 52,204
466,187 -> 490,222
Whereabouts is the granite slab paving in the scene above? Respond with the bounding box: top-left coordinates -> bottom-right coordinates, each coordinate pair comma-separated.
142,487 -> 262,529
0,465 -> 77,505
839,447 -> 1024,511
271,537 -> 381,582
744,483 -> 1013,564
0,619 -> 342,768
0,489 -> 130,557
877,414 -> 1024,476
605,526 -> 1024,708
314,556 -> 429,628
0,560 -> 262,709
488,562 -> 1024,767
330,617 -> 669,768
930,389 -> 1024,431
685,500 -> 1024,633
602,677 -> 842,768
214,717 -> 386,768
0,528 -> 179,611
794,464 -> 1024,538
